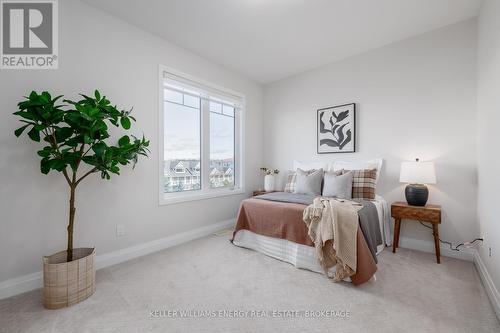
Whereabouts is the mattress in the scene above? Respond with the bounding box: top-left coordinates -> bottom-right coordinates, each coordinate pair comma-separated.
232,195 -> 390,275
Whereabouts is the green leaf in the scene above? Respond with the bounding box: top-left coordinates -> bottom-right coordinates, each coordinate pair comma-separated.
65,112 -> 82,126
118,135 -> 130,147
92,119 -> 108,134
79,111 -> 93,121
88,106 -> 99,117
81,155 -> 94,164
92,142 -> 107,157
55,127 -> 73,142
13,111 -> 38,121
110,165 -> 120,174
37,148 -> 52,158
80,94 -> 92,101
33,124 -> 47,131
50,159 -> 66,171
40,158 -> 51,174
64,137 -> 80,147
27,127 -> 40,142
52,95 -> 64,104
14,124 -> 30,137
40,91 -> 51,103
120,117 -> 131,130
94,90 -> 101,100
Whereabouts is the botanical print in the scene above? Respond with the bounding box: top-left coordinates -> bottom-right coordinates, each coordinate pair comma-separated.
317,103 -> 355,153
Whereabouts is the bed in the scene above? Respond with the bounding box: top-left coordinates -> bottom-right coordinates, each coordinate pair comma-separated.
231,192 -> 391,285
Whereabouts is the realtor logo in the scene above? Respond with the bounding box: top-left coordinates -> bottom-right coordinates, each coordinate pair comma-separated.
1,0 -> 58,69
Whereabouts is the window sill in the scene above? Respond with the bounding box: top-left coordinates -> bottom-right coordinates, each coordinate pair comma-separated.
159,188 -> 245,206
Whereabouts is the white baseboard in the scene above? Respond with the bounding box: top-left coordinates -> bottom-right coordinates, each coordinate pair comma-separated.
0,271 -> 43,300
0,219 -> 235,300
473,250 -> 500,320
397,236 -> 475,261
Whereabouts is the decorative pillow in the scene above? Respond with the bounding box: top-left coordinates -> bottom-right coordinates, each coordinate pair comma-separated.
330,158 -> 383,184
343,168 -> 377,200
284,169 -> 316,193
322,171 -> 353,199
294,168 -> 324,195
284,171 -> 297,193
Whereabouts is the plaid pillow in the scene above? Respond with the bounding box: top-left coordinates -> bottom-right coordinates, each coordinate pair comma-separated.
284,169 -> 317,193
343,168 -> 377,200
284,172 -> 297,193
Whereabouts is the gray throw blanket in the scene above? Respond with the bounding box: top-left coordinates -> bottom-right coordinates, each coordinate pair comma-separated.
255,192 -> 382,262
356,200 -> 383,262
255,192 -> 317,205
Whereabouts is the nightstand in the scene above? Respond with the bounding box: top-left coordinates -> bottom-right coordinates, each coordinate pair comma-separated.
252,190 -> 274,196
391,202 -> 442,263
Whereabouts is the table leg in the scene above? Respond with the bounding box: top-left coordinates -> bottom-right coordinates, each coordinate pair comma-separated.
432,223 -> 441,264
396,219 -> 401,249
392,218 -> 401,253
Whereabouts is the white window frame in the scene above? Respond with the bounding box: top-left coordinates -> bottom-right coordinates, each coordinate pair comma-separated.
158,65 -> 245,205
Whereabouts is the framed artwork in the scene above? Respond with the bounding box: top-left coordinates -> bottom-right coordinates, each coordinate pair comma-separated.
317,103 -> 355,154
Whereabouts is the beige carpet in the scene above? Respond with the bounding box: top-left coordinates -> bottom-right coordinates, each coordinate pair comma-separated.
0,234 -> 498,333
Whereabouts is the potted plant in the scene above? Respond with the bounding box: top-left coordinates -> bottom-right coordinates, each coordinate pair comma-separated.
260,167 -> 280,192
13,90 -> 149,309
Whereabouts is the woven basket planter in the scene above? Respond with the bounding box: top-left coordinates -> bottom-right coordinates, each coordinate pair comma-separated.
42,247 -> 96,309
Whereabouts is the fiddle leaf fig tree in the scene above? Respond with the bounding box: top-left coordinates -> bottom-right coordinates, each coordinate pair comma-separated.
14,91 -> 150,262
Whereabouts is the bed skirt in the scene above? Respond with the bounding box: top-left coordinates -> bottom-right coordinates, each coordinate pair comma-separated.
232,229 -> 384,281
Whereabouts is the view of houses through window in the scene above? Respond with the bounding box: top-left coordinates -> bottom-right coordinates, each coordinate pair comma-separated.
163,77 -> 237,194
163,158 -> 234,193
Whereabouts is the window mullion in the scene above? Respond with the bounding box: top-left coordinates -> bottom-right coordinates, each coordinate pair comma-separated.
234,108 -> 240,189
201,99 -> 210,192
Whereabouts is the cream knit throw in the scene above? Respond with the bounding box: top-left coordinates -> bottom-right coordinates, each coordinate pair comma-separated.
303,197 -> 362,282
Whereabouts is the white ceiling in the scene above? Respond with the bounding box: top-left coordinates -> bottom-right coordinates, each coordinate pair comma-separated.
82,0 -> 483,84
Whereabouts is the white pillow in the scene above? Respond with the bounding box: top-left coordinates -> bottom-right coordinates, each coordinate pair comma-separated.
329,158 -> 383,184
293,160 -> 328,171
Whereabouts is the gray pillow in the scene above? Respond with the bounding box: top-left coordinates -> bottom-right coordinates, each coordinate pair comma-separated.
294,168 -> 324,195
322,171 -> 353,199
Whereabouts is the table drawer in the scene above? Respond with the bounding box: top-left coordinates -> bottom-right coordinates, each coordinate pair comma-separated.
391,205 -> 440,223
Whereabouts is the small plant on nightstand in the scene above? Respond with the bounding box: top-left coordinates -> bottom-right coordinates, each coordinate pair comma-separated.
260,167 -> 279,191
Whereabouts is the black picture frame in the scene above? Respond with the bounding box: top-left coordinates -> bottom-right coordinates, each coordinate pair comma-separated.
317,103 -> 356,154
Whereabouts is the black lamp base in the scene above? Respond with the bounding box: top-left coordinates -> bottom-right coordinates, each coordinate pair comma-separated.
405,184 -> 429,206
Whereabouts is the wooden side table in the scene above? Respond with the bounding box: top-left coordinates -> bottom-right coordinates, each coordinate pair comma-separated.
391,202 -> 442,263
252,190 -> 275,197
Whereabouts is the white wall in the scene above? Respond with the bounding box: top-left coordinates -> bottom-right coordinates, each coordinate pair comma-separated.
0,0 -> 263,282
477,0 -> 500,293
264,20 -> 478,252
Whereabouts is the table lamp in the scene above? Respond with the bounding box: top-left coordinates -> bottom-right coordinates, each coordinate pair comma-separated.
399,158 -> 436,206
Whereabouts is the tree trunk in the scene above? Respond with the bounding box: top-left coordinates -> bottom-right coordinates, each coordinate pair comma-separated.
67,185 -> 76,262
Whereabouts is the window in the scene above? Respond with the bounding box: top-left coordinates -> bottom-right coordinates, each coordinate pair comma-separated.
159,66 -> 244,204
209,101 -> 235,189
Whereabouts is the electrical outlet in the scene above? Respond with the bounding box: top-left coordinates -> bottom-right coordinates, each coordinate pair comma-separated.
489,247 -> 492,258
116,224 -> 126,237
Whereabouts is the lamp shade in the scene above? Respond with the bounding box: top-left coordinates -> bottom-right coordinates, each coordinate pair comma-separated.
399,160 -> 436,184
